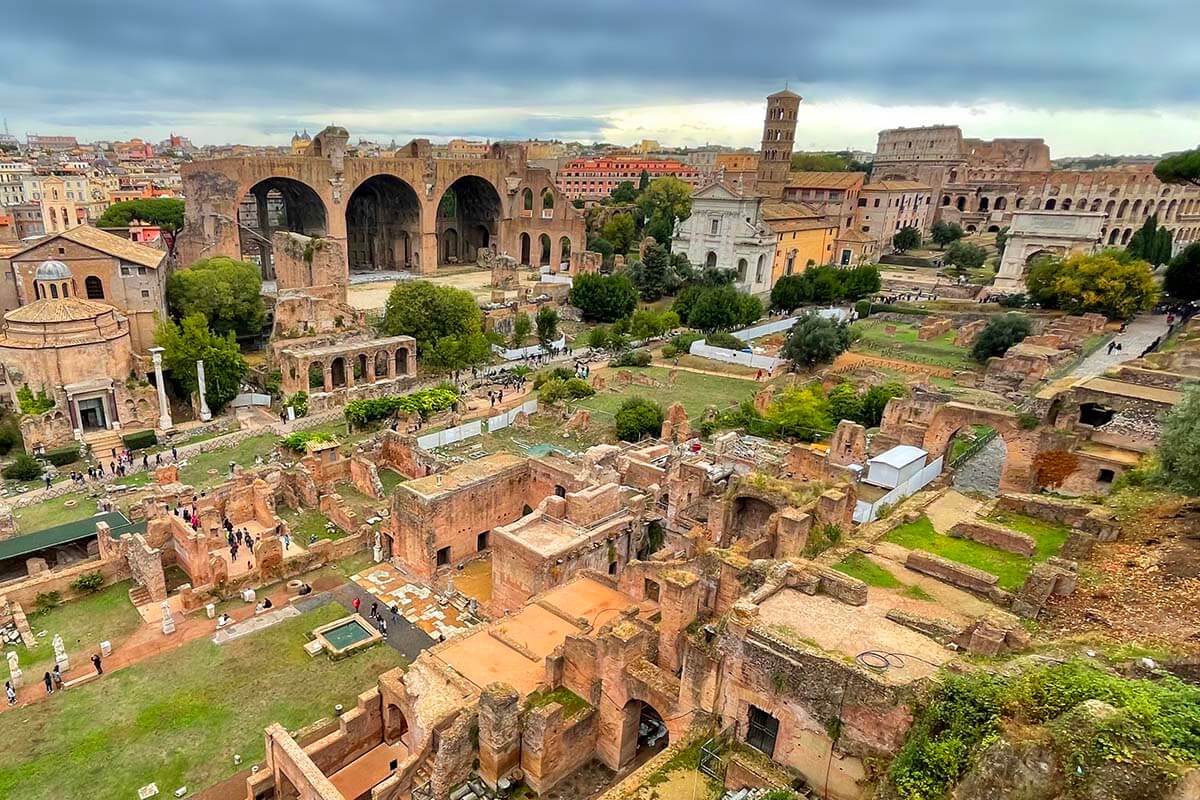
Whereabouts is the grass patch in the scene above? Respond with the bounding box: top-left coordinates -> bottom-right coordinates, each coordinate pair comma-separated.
576,365 -> 754,419
379,468 -> 407,494
902,584 -> 936,602
0,601 -> 406,800
279,508 -> 344,543
985,510 -> 1071,559
884,515 -> 1048,591
175,433 -> 281,489
16,581 -> 143,676
12,491 -> 96,534
331,550 -> 376,579
833,553 -> 903,588
850,320 -> 976,371
525,686 -> 590,717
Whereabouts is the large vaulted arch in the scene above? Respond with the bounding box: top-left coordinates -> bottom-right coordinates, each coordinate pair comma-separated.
238,177 -> 328,278
437,176 -> 502,266
346,174 -> 422,272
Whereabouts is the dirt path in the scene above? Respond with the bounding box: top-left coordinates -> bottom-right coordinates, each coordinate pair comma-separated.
649,359 -> 768,383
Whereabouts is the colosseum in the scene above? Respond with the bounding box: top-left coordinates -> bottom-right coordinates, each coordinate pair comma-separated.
872,125 -> 1200,249
176,126 -> 586,279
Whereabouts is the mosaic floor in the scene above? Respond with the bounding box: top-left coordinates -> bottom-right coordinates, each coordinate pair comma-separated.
350,562 -> 473,640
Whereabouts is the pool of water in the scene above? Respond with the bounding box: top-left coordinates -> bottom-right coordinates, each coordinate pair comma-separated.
526,444 -> 572,458
323,619 -> 373,649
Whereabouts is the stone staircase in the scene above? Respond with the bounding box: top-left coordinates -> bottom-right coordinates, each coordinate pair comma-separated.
128,583 -> 152,608
84,428 -> 125,459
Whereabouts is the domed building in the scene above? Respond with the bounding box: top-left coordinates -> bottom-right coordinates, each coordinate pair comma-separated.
0,259 -> 159,450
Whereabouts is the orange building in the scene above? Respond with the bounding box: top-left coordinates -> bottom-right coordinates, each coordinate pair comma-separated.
556,157 -> 701,200
762,202 -> 839,282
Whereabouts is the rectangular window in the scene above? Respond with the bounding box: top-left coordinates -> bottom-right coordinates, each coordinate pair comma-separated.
644,578 -> 660,602
436,546 -> 451,567
477,531 -> 489,551
1098,469 -> 1115,484
746,706 -> 779,757
710,218 -> 719,235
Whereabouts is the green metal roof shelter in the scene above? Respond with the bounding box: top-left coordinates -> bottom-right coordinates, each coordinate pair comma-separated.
0,511 -> 146,563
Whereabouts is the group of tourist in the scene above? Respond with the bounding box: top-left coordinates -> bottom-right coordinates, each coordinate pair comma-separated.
6,653 -> 103,707
223,516 -> 258,566
352,596 -> 398,637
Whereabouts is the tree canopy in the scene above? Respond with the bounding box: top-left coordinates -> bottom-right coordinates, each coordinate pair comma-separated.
892,226 -> 921,253
1127,215 -> 1174,266
789,151 -> 870,173
628,241 -> 680,301
380,281 -> 490,370
154,313 -> 248,414
1025,251 -> 1159,319
1154,148 -> 1200,188
535,306 -> 559,344
930,220 -> 965,250
770,265 -> 881,311
601,213 -> 637,254
166,256 -> 266,338
945,240 -> 988,272
609,181 -> 639,204
95,197 -> 184,254
780,313 -> 852,368
1164,242 -> 1200,301
767,384 -> 833,441
614,397 -> 664,442
636,177 -> 692,247
1158,383 -> 1200,494
673,284 -> 760,332
971,313 -> 1033,363
568,272 -> 638,322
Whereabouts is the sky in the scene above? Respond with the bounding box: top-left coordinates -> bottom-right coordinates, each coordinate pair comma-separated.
2,0 -> 1197,156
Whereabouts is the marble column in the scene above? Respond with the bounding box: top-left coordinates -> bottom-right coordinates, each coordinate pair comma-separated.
196,359 -> 212,422
149,347 -> 173,431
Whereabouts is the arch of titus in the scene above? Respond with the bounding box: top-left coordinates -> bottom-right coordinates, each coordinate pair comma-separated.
177,126 -> 586,278
993,210 -> 1105,292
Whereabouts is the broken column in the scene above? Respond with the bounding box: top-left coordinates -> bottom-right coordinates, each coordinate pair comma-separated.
657,570 -> 701,675
478,682 -> 521,788
196,359 -> 212,422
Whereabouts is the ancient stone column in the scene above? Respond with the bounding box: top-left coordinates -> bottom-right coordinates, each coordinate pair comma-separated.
323,365 -> 333,394
478,683 -> 521,788
149,347 -> 173,431
196,359 -> 212,422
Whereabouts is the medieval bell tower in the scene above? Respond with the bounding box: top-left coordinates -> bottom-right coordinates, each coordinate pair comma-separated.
756,89 -> 801,199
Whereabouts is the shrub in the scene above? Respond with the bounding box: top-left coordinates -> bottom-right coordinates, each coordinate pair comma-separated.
34,591 -> 62,613
670,332 -> 703,352
343,387 -> 459,426
610,350 -> 652,368
661,344 -> 678,358
0,414 -> 21,456
569,272 -> 638,322
3,452 -> 43,481
16,384 -> 54,416
971,313 -> 1033,363
538,377 -> 595,403
704,331 -> 744,350
533,367 -> 574,389
122,429 -> 158,451
564,377 -> 594,398
614,397 -> 665,442
45,446 -> 81,467
287,390 -> 309,418
280,430 -> 336,452
70,571 -> 105,594
854,299 -> 872,319
1000,292 -> 1029,308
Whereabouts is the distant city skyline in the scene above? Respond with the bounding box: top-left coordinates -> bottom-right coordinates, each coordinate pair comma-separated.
1,0 -> 1197,157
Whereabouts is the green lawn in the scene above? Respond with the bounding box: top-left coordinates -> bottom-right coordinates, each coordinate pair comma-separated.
576,366 -> 755,419
279,507 -> 344,543
850,320 -> 976,371
16,581 -> 144,676
0,601 -> 406,800
948,424 -> 995,463
883,514 -> 1066,590
12,491 -> 96,534
833,553 -> 904,588
985,510 -> 1071,559
379,468 -> 407,494
175,433 -> 281,489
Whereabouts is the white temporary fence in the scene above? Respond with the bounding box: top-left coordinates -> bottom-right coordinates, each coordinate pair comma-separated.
486,398 -> 539,432
733,307 -> 850,342
853,455 -> 944,524
689,340 -> 789,371
230,392 -> 271,408
492,335 -> 568,361
415,399 -> 539,448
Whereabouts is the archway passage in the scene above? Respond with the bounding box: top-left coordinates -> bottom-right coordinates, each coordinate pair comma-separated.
732,496 -> 776,538
619,699 -> 669,769
346,175 -> 421,272
238,177 -> 328,279
438,176 -> 502,266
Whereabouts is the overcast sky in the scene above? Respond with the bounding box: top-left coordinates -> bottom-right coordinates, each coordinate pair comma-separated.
2,0 -> 1197,156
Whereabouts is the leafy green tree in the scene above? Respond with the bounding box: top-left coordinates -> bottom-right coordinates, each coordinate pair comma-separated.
511,312 -> 531,346
586,236 -> 615,264
1127,215 -> 1174,265
568,273 -> 638,322
945,241 -> 988,272
841,264 -> 882,299
601,213 -> 637,254
1154,148 -> 1200,187
155,313 -> 248,413
572,198 -> 585,209
1164,242 -> 1200,301
789,152 -> 866,172
3,453 -> 43,481
638,170 -> 650,191
636,177 -> 692,237
1026,251 -> 1159,319
586,326 -> 611,350
610,181 -> 638,204
614,397 -> 664,442
167,257 -> 267,338
860,383 -> 905,428
780,314 -> 852,368
930,220 -> 965,250
766,384 -> 833,441
535,306 -> 559,344
736,293 -> 763,327
380,281 -> 490,370
1158,383 -> 1200,494
629,242 -> 677,301
892,226 -> 921,253
827,383 -> 864,424
971,313 -> 1033,363
771,275 -> 809,311
629,308 -> 678,340
95,197 -> 185,255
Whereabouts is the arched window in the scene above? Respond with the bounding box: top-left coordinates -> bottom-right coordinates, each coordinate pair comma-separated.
979,197 -> 989,212
50,283 -> 59,299
85,276 -> 104,299
522,188 -> 533,211
1061,199 -> 1073,211
1044,199 -> 1057,210
941,195 -> 951,206
559,236 -> 571,265
956,197 -> 966,211
540,189 -> 554,210
737,258 -> 748,281
994,197 -> 1007,210
755,254 -> 765,282
705,251 -> 717,268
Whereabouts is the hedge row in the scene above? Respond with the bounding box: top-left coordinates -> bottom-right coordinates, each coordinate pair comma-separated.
344,386 -> 459,427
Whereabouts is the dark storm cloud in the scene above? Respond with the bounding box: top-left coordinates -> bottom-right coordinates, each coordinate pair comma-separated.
0,0 -> 1195,141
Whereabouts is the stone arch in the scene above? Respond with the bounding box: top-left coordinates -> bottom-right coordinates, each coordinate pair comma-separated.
539,233 -> 552,267
1061,198 -> 1073,211
330,357 -> 347,388
737,257 -> 748,282
522,188 -> 534,212
1131,199 -> 1142,218
240,176 -> 329,278
705,251 -> 718,268
375,350 -> 389,378
1117,199 -> 1129,218
357,353 -> 369,382
1016,197 -> 1025,209
994,196 -> 1007,211
755,253 -> 766,282
1121,228 -> 1133,245
1044,198 -> 1057,210
1108,228 -> 1121,244
559,236 -> 571,266
987,225 -> 1001,233
384,703 -> 409,745
942,195 -> 951,206
308,361 -> 325,390
979,196 -> 990,212
395,347 -> 410,376
83,275 -> 104,299
1105,200 -> 1116,216
520,232 -> 531,265
346,174 -> 421,272
1090,199 -> 1102,212
612,698 -> 671,769
442,228 -> 459,262
966,224 -> 977,233
921,403 -> 1036,492
540,188 -> 554,212
956,196 -> 967,211
438,176 -> 502,266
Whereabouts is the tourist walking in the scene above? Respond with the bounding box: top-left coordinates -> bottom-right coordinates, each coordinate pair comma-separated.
52,664 -> 63,691
171,446 -> 178,461
43,671 -> 53,695
352,596 -> 361,613
91,653 -> 103,675
5,680 -> 15,706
